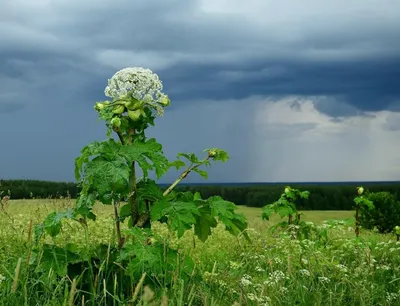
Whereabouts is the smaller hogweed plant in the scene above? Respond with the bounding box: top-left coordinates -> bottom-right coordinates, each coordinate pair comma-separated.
260,186 -> 324,241
33,67 -> 249,297
394,225 -> 400,241
353,186 -> 374,237
262,186 -> 310,225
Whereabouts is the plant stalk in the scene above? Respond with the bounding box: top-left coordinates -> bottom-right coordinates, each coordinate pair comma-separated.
127,129 -> 139,226
112,199 -> 124,248
355,205 -> 360,237
163,156 -> 211,197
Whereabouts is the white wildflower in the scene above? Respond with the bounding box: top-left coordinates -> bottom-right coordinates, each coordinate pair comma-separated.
240,274 -> 252,286
300,269 -> 310,277
318,276 -> 330,284
335,264 -> 348,273
386,292 -> 399,302
229,261 -> 243,270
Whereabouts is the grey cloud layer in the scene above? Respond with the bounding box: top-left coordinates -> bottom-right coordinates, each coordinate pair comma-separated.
2,0 -> 400,115
1,0 -> 400,181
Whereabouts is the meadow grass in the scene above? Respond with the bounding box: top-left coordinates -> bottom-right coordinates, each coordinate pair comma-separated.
1,199 -> 400,305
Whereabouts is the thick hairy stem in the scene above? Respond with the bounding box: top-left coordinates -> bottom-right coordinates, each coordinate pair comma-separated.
355,205 -> 360,237
163,156 -> 211,197
128,129 -> 139,226
112,199 -> 124,248
114,128 -> 125,145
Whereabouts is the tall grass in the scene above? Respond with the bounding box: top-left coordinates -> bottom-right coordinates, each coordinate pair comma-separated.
1,198 -> 400,305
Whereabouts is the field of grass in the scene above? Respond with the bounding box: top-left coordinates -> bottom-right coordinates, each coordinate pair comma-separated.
1,199 -> 400,305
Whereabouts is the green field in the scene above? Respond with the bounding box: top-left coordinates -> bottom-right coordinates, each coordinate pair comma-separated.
1,199 -> 399,305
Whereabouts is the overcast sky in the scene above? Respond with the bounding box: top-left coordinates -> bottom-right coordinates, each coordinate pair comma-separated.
1,0 -> 400,183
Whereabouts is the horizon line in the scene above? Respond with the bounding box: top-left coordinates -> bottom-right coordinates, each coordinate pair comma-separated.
1,178 -> 400,185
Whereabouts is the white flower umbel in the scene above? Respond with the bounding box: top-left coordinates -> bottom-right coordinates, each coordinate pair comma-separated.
104,67 -> 170,116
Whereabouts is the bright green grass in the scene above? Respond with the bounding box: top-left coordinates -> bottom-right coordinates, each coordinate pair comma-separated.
6,199 -> 355,225
1,199 -> 399,306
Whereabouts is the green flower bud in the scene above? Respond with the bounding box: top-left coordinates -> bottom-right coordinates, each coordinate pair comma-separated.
128,109 -> 141,121
111,117 -> 121,128
208,149 -> 217,157
357,187 -> 364,195
284,187 -> 291,194
94,102 -> 105,111
125,99 -> 142,111
159,95 -> 171,107
112,105 -> 125,114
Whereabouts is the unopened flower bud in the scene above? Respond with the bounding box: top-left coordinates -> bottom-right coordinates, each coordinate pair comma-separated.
357,187 -> 364,195
159,95 -> 171,107
285,187 -> 291,194
112,105 -> 125,114
208,150 -> 217,157
128,109 -> 141,121
94,102 -> 105,111
111,117 -> 121,128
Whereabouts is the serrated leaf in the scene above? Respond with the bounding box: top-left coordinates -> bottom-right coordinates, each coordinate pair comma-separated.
193,206 -> 218,242
136,179 -> 163,202
208,196 -> 237,218
75,192 -> 97,221
84,156 -> 130,203
177,152 -> 199,163
169,160 -> 186,170
204,148 -> 230,162
121,138 -> 169,179
193,168 -> 208,179
74,141 -> 102,181
193,192 -> 202,201
43,209 -> 75,237
74,139 -> 122,182
206,196 -> 248,239
150,200 -> 200,238
261,206 -> 274,220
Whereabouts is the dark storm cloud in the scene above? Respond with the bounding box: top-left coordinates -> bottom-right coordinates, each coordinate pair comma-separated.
1,0 -> 400,182
2,0 -> 400,115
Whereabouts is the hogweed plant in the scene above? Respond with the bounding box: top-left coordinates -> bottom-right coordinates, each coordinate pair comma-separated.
262,186 -> 310,226
32,67 -> 249,302
259,187 -> 327,242
353,186 -> 374,237
394,225 -> 400,241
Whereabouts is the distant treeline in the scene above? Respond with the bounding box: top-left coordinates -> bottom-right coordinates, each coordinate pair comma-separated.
1,179 -> 400,210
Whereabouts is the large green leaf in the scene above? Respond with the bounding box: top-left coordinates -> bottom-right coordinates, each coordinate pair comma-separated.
84,156 -> 130,203
120,138 -> 169,178
150,199 -> 200,238
206,196 -> 249,239
75,192 -> 97,221
43,209 -> 75,237
193,206 -> 218,242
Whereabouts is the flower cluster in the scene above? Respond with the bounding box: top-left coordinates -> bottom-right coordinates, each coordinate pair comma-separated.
104,67 -> 169,117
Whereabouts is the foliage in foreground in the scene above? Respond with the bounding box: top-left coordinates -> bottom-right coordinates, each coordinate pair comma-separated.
1,203 -> 400,305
